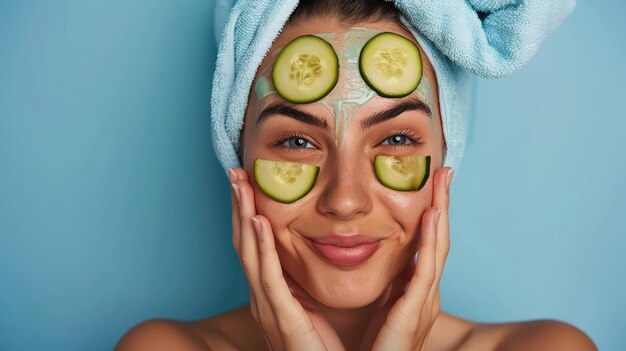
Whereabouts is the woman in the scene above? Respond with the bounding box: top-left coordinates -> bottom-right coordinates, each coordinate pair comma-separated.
116,0 -> 597,350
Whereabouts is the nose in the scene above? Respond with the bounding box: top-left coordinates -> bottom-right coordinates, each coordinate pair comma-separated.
316,154 -> 373,220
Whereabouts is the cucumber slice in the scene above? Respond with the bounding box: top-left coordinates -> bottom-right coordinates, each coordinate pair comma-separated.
272,35 -> 339,103
254,158 -> 320,203
374,155 -> 430,191
359,32 -> 423,98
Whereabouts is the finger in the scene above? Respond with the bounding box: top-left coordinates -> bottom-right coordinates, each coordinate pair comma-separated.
229,168 -> 265,318
431,286 -> 441,319
229,167 -> 250,250
230,177 -> 241,251
413,168 -> 452,327
432,167 -> 453,286
389,207 -> 441,328
231,166 -> 249,182
249,289 -> 259,322
424,167 -> 453,321
234,177 -> 265,300
254,215 -> 310,329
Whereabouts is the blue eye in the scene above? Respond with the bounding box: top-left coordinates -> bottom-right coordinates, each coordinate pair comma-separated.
273,132 -> 315,151
284,137 -> 314,149
381,130 -> 425,148
383,134 -> 411,146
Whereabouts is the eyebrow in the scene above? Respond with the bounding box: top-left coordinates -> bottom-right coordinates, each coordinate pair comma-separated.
257,101 -> 330,131
256,97 -> 432,132
360,97 -> 432,131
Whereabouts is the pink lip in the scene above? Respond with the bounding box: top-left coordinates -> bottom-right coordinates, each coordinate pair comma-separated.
305,234 -> 382,267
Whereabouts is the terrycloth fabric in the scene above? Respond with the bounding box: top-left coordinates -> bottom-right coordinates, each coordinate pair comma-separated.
210,0 -> 575,177
393,0 -> 576,78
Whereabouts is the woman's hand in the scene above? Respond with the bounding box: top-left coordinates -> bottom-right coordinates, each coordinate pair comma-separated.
228,168 -> 345,351
368,167 -> 454,351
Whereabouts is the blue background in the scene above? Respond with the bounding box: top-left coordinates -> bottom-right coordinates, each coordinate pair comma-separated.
1,0 -> 624,350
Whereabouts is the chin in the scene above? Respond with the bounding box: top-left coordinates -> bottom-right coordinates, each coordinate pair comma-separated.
308,270 -> 390,309
318,292 -> 381,309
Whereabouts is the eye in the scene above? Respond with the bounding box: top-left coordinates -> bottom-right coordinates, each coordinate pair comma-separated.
284,137 -> 314,149
383,134 -> 411,146
273,131 -> 316,151
380,129 -> 425,148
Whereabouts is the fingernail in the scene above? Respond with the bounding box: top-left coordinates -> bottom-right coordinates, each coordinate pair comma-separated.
434,208 -> 442,224
228,168 -> 237,184
251,216 -> 262,235
445,168 -> 454,188
231,183 -> 241,202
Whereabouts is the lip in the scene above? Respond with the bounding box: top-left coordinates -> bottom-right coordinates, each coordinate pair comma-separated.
304,234 -> 382,267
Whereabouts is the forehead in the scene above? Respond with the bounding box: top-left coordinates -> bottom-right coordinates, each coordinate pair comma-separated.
253,18 -> 437,93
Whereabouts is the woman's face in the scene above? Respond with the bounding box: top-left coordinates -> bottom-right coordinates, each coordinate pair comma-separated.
240,17 -> 444,309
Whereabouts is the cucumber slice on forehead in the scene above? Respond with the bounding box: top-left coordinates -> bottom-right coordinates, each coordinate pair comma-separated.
272,35 -> 339,104
254,158 -> 320,203
374,155 -> 430,191
359,32 -> 423,98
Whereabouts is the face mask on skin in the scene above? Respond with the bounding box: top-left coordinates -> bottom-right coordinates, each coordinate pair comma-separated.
254,27 -> 436,145
252,28 -> 433,203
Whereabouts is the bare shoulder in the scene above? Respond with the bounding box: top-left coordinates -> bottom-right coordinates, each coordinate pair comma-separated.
114,318 -> 212,351
193,305 -> 268,351
457,317 -> 598,351
426,310 -> 478,351
114,306 -> 264,351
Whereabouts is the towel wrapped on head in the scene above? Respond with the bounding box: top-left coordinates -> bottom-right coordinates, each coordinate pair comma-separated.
210,0 -> 575,176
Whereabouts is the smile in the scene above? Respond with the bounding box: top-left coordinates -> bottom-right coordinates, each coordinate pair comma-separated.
304,237 -> 381,267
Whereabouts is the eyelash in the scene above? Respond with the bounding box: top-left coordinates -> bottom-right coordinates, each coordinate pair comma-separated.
380,129 -> 425,148
272,129 -> 425,152
272,131 -> 315,152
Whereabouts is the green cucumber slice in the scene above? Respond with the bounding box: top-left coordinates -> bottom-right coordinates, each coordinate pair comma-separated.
254,158 -> 320,203
359,32 -> 423,98
272,35 -> 339,104
374,155 -> 430,191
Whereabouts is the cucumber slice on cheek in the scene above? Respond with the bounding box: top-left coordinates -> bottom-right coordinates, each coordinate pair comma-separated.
254,159 -> 320,203
272,35 -> 339,104
374,155 -> 431,191
253,154 -> 429,204
359,32 -> 423,98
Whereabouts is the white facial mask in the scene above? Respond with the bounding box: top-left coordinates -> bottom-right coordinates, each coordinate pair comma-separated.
253,27 -> 435,149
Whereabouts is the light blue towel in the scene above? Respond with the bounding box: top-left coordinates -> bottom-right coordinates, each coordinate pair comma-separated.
210,0 -> 575,177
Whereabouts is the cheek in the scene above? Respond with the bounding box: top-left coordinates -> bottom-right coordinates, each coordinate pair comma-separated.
244,147 -> 319,233
379,173 -> 433,244
243,150 -> 295,240
248,172 -> 309,237
253,191 -> 299,230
